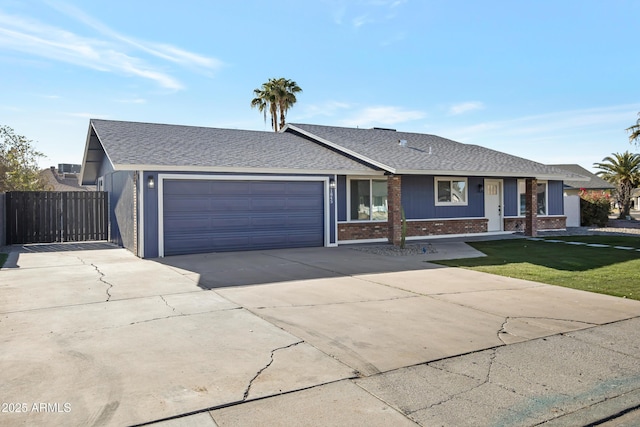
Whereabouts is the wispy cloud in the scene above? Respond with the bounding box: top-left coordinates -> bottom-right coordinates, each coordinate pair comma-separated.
443,104 -> 640,141
64,112 -> 109,119
353,14 -> 373,28
47,1 -> 223,73
116,98 -> 147,104
340,106 -> 426,127
449,101 -> 485,115
299,101 -> 353,119
0,2 -> 223,90
328,0 -> 407,28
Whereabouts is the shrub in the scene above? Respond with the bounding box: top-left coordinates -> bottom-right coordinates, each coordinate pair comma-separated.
579,189 -> 611,227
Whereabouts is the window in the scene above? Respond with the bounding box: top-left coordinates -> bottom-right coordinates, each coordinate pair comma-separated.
435,177 -> 468,206
349,178 -> 388,221
518,180 -> 547,215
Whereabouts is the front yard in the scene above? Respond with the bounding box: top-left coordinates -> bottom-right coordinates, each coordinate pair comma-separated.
434,236 -> 640,300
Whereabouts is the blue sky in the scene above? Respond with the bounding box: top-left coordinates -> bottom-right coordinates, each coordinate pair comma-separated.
1,0 -> 638,172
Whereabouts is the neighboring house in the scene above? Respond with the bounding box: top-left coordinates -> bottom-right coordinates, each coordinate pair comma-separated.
632,188 -> 640,210
548,164 -> 614,196
80,120 -> 585,258
40,164 -> 93,191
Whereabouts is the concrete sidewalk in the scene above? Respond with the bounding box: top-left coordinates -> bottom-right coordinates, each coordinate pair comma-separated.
1,242 -> 639,426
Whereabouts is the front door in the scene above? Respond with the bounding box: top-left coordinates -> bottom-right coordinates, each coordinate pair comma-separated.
484,179 -> 503,232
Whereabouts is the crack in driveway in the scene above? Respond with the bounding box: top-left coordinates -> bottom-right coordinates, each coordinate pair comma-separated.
90,263 -> 113,302
406,349 -> 500,414
243,341 -> 304,401
497,316 -> 598,345
159,295 -> 182,314
73,255 -> 114,302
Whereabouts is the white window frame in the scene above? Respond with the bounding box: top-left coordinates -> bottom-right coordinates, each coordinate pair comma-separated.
434,177 -> 469,206
346,176 -> 388,222
518,180 -> 548,216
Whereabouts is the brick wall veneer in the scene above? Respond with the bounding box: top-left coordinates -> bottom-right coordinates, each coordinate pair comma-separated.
338,218 -> 488,241
338,222 -> 389,241
504,217 -> 566,231
406,219 -> 488,236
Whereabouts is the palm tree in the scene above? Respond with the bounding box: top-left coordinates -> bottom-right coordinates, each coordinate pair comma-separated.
274,78 -> 302,130
250,80 -> 278,131
627,113 -> 640,146
251,78 -> 302,132
594,151 -> 640,218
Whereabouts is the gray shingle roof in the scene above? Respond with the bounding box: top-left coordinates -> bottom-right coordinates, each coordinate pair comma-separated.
549,164 -> 615,190
89,119 -> 377,173
288,123 -> 585,179
39,168 -> 91,191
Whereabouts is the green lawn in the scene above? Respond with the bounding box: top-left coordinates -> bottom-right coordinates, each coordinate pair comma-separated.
433,236 -> 640,300
0,253 -> 7,269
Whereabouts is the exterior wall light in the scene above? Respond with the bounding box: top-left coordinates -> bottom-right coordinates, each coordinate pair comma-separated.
148,176 -> 155,189
329,179 -> 336,189
478,184 -> 484,193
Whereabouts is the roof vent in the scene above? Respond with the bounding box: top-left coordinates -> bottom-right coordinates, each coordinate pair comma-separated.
398,139 -> 407,147
373,127 -> 396,131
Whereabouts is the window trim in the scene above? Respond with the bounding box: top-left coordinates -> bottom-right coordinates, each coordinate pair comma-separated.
346,176 -> 388,222
434,177 -> 469,206
517,179 -> 548,216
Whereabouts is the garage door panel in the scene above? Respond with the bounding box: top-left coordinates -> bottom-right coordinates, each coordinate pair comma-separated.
163,197 -> 213,212
208,182 -> 254,196
250,197 -> 288,210
163,179 -> 325,255
285,196 -> 325,209
165,180 -> 213,195
164,217 -> 212,230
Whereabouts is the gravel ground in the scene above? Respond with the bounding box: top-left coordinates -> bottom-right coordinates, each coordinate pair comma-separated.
350,242 -> 438,256
540,218 -> 640,237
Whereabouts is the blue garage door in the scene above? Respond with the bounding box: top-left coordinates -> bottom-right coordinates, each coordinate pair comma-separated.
163,179 -> 324,255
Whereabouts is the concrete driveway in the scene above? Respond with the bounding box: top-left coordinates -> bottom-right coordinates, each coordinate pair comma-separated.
1,242 -> 640,426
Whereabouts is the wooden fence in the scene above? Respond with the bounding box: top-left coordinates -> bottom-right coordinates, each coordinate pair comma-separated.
5,191 -> 108,244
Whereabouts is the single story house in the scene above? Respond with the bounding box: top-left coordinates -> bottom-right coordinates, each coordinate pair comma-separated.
80,119 -> 585,258
549,164 -> 614,196
40,164 -> 93,191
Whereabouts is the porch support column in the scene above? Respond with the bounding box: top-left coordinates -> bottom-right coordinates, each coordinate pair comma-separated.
387,175 -> 402,245
525,178 -> 537,237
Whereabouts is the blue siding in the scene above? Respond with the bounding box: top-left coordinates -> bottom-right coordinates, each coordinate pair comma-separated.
503,179 -> 564,217
548,180 -> 564,215
503,178 -> 518,216
337,175 -> 347,221
143,172 -> 159,258
104,171 -> 135,251
402,175 -> 484,219
97,156 -> 115,180
329,174 -> 337,244
162,179 -> 324,255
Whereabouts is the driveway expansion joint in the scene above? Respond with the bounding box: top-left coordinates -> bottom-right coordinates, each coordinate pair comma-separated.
251,295 -> 419,310
242,340 -> 304,401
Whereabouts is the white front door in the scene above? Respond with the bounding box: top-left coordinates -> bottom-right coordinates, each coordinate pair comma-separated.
484,179 -> 503,232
